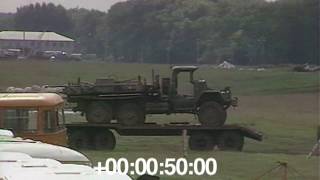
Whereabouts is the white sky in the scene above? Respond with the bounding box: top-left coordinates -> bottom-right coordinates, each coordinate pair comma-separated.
0,0 -> 126,13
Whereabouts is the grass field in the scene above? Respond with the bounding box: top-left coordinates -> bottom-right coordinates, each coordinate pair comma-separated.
0,60 -> 319,179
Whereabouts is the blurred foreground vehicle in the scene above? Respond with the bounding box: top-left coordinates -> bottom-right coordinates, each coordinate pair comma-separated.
0,130 -> 134,180
0,129 -> 89,164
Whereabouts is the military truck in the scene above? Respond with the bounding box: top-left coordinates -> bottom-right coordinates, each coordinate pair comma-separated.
63,66 -> 237,127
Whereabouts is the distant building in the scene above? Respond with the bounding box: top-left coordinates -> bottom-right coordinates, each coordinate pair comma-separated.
0,31 -> 74,56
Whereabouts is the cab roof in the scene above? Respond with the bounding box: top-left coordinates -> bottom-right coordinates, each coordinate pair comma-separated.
0,93 -> 64,108
171,66 -> 198,72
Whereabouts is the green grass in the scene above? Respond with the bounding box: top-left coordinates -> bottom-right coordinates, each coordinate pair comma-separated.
1,60 -> 319,179
83,150 -> 319,180
0,60 -> 318,95
78,94 -> 319,179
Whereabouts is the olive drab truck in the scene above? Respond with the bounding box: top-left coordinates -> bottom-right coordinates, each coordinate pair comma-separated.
63,66 -> 238,127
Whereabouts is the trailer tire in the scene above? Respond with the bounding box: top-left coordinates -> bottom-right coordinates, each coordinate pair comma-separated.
68,130 -> 90,150
117,103 -> 145,126
189,133 -> 213,151
217,131 -> 244,151
85,102 -> 112,123
93,130 -> 116,150
198,101 -> 226,127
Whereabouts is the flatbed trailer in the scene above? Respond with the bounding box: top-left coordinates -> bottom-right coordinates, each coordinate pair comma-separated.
66,122 -> 262,151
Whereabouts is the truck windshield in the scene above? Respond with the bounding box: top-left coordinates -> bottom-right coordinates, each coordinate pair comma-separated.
44,108 -> 65,132
1,109 -> 38,133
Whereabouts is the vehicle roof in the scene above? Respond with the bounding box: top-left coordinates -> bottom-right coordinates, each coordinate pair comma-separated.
0,93 -> 64,108
0,152 -> 131,180
171,65 -> 198,72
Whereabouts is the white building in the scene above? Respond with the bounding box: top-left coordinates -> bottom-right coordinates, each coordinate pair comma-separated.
0,31 -> 74,56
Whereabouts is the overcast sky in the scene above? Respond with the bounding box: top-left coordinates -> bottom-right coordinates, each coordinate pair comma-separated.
0,0 -> 126,13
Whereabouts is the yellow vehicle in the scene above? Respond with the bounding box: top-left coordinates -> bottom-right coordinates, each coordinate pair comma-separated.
0,93 -> 67,146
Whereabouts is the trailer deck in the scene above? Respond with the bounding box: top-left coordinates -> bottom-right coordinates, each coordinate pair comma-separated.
66,122 -> 262,151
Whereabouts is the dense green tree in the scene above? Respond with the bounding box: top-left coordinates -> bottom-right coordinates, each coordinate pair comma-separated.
0,13 -> 14,30
69,8 -> 108,56
14,3 -> 72,34
106,0 -> 319,64
1,0 -> 318,64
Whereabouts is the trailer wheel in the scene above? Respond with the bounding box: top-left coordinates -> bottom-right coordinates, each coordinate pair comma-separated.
189,133 -> 213,151
68,130 -> 90,150
198,101 -> 226,127
117,103 -> 145,126
85,102 -> 112,123
93,130 -> 116,150
217,131 -> 244,151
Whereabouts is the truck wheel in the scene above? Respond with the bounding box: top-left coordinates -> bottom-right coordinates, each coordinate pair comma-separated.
117,103 -> 145,126
189,133 -> 213,151
93,130 -> 116,150
217,131 -> 244,151
198,101 -> 226,127
68,130 -> 90,149
86,102 -> 112,123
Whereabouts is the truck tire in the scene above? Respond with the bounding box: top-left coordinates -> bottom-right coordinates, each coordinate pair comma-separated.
217,131 -> 244,151
189,133 -> 213,151
93,130 -> 116,150
117,103 -> 145,126
68,130 -> 90,149
85,102 -> 112,123
198,101 -> 226,127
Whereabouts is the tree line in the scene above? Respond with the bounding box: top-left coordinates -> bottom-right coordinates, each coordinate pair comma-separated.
0,0 -> 318,64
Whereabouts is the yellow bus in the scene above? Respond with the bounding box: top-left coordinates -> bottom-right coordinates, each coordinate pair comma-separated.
0,93 -> 67,146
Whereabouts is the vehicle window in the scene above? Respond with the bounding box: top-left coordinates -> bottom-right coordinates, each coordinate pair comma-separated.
44,110 -> 58,132
177,73 -> 193,96
44,109 -> 65,132
58,109 -> 65,126
2,109 -> 37,132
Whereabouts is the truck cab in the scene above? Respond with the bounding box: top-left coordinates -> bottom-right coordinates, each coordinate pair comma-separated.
160,66 -> 236,126
167,66 -> 203,111
0,93 -> 67,146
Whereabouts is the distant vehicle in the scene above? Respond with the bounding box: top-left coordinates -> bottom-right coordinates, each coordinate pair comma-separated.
64,66 -> 238,127
82,53 -> 97,60
0,93 -> 67,146
0,49 -> 21,58
42,50 -> 68,60
69,53 -> 83,61
7,49 -> 22,55
0,49 -> 5,58
17,55 -> 27,60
